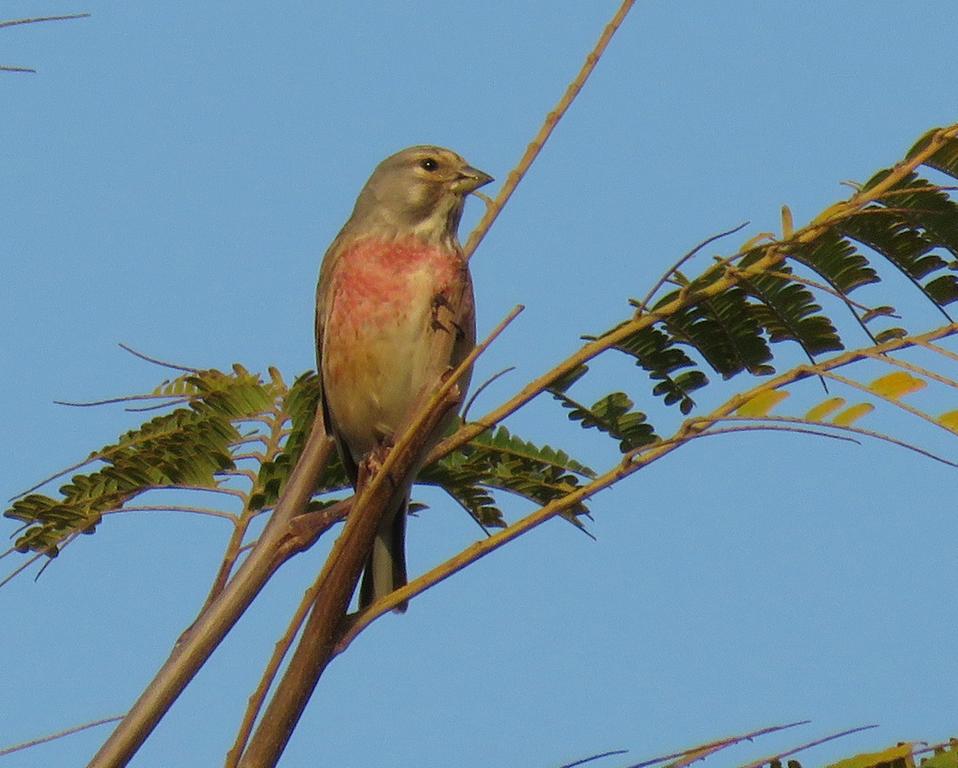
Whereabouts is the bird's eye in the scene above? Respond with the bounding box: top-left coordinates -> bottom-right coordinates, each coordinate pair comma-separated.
420,158 -> 438,172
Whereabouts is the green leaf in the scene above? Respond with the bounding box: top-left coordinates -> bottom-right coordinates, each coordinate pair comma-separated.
550,390 -> 657,453
4,367 -> 277,554
790,229 -> 880,296
423,424 -> 596,526
907,126 -> 958,181
737,256 -> 844,358
876,173 -> 958,259
659,285 -> 775,379
601,323 -> 708,413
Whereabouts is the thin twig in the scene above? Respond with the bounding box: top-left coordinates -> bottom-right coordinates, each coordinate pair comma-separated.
623,721 -> 810,768
0,549 -> 47,590
696,423 -> 860,445
710,415 -> 958,468
124,398 -> 193,413
735,724 -> 878,768
440,489 -> 493,537
2,533 -> 82,588
822,369 -> 953,437
462,0 -> 636,261
860,350 -> 958,391
0,713 -> 124,757
758,267 -> 883,315
53,393 -> 189,408
913,338 -> 958,364
633,222 -> 749,314
559,749 -> 629,768
461,365 -> 516,422
224,577 -> 324,767
118,342 -> 200,373
102,505 -> 239,523
104,484 -> 244,501
0,13 -> 90,30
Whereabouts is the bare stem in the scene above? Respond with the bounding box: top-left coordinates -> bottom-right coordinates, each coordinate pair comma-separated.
223,577 -> 323,768
0,714 -> 124,758
462,0 -> 636,261
0,14 -> 90,30
117,342 -> 199,373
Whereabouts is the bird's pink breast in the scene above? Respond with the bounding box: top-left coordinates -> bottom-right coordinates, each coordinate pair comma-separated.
322,235 -> 471,458
329,237 -> 459,329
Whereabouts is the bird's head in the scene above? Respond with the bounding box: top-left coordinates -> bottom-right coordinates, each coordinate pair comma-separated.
348,145 -> 493,246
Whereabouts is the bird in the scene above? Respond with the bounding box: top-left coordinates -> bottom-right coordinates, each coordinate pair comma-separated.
315,145 -> 493,612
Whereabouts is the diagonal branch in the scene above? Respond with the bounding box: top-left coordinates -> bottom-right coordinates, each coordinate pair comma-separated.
0,13 -> 90,30
236,306 -> 522,767
0,713 -> 123,758
339,323 -> 958,644
735,724 -> 878,768
431,125 -> 958,466
462,0 -> 636,261
86,416 -> 336,768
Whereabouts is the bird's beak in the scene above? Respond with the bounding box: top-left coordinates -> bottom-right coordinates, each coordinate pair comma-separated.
453,165 -> 494,193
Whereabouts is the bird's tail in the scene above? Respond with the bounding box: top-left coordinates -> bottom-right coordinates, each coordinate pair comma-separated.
358,494 -> 409,613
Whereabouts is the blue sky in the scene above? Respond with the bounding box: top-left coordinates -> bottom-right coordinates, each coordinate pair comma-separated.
2,2 -> 957,767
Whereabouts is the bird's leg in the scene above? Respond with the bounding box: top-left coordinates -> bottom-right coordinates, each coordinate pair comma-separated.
356,452 -> 382,494
358,440 -> 400,492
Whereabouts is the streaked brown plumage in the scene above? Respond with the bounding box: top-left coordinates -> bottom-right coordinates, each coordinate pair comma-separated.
315,145 -> 492,611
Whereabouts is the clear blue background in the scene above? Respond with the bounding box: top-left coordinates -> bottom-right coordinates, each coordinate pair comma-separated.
2,2 -> 956,767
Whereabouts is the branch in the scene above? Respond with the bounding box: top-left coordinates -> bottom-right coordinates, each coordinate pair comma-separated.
462,0 -> 636,261
117,342 -> 199,373
559,750 -> 629,768
237,306 -> 522,767
0,14 -> 90,30
0,714 -> 123,758
85,6 -> 636,763
224,528 -> 337,768
103,505 -> 238,523
341,323 -> 958,643
623,721 -> 810,768
633,221 -> 749,314
86,416 -> 335,768
431,125 -> 958,465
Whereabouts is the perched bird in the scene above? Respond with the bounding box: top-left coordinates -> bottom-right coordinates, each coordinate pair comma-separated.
315,145 -> 493,611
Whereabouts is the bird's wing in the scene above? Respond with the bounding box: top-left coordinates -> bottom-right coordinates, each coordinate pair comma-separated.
315,232 -> 360,486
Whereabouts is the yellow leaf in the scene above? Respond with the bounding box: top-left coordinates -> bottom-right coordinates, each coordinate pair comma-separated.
736,389 -> 789,417
827,743 -> 916,768
868,371 -> 926,398
832,402 -> 874,426
811,200 -> 851,226
805,397 -> 845,421
739,232 -> 774,251
781,205 -> 794,239
938,410 -> 958,431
